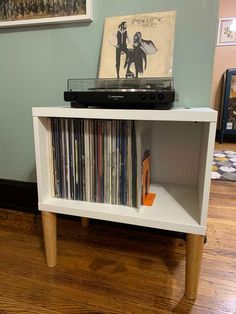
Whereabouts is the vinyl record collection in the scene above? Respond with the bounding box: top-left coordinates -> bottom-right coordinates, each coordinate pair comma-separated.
50,118 -> 139,207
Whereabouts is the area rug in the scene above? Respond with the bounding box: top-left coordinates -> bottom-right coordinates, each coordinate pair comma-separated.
211,150 -> 236,181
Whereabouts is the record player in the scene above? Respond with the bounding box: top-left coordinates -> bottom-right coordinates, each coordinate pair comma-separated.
64,77 -> 175,109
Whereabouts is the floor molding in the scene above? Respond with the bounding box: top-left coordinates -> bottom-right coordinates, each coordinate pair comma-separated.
0,179 -> 38,213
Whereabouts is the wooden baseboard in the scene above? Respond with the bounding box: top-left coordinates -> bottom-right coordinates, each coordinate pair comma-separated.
0,179 -> 38,213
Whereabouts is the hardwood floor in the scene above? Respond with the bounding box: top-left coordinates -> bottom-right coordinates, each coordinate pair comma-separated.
214,141 -> 236,151
0,145 -> 236,313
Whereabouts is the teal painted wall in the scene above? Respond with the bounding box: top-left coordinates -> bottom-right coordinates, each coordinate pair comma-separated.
0,0 -> 219,182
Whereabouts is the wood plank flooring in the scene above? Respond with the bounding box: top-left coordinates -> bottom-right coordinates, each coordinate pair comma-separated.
0,145 -> 236,313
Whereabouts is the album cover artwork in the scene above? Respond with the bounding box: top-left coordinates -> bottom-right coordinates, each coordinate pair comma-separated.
98,11 -> 176,79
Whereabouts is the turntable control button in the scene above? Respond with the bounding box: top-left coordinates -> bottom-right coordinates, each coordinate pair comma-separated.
140,93 -> 147,100
157,93 -> 164,100
149,93 -> 156,100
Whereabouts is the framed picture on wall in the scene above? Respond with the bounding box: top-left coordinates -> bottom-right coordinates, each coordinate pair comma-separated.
0,0 -> 93,28
98,11 -> 176,79
217,18 -> 236,46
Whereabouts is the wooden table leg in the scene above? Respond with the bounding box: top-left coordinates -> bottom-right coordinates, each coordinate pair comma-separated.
185,233 -> 204,300
81,217 -> 90,228
41,211 -> 57,268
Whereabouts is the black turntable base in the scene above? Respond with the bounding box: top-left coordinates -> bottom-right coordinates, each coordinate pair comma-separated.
64,77 -> 176,109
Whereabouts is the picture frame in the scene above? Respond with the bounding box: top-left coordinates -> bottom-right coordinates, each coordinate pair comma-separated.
217,18 -> 236,46
0,0 -> 93,28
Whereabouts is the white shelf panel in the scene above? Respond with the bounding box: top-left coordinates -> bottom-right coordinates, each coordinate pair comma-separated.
39,183 -> 206,235
32,106 -> 217,123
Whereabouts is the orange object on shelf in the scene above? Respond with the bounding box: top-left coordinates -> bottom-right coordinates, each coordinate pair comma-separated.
142,154 -> 156,206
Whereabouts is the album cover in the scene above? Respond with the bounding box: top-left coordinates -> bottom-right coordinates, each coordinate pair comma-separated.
98,11 -> 176,79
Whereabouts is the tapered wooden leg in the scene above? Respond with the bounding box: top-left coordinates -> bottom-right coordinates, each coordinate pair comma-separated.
81,217 -> 90,228
185,233 -> 204,299
41,211 -> 57,268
